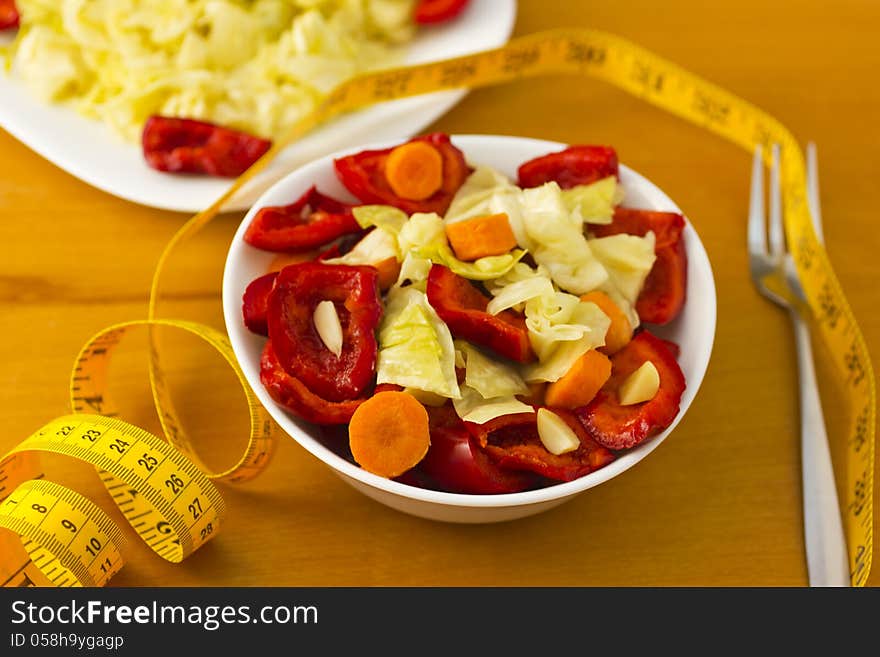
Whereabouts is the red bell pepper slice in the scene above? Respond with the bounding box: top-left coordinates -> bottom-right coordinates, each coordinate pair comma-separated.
577,330 -> 686,450
242,271 -> 278,336
426,264 -> 535,363
0,0 -> 19,29
592,207 -> 687,324
419,405 -> 534,494
244,186 -> 362,252
243,231 -> 367,336
595,207 -> 684,247
413,0 -> 470,24
260,342 -> 368,425
517,145 -> 619,189
657,337 -> 681,360
267,263 -> 382,402
635,239 -> 687,325
393,467 -> 443,491
466,409 -> 616,482
141,115 -> 271,177
333,133 -> 470,215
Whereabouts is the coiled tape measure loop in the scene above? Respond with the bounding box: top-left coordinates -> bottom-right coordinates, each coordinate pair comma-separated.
1,28 -> 873,587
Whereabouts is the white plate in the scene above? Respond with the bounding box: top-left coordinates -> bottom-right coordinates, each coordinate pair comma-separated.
0,1 -> 516,213
222,135 -> 717,523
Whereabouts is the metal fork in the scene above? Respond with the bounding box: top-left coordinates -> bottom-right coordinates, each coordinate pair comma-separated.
748,143 -> 849,586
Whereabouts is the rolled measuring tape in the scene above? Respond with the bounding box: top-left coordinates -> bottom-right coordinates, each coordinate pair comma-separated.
0,320 -> 275,587
0,28 -> 873,587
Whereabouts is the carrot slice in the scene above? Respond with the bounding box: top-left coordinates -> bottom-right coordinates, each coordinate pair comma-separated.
445,212 -> 518,261
544,349 -> 612,409
580,291 -> 633,355
373,256 -> 402,291
384,141 -> 444,201
348,391 -> 431,478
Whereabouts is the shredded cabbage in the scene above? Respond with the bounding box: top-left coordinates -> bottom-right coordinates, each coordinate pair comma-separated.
485,261 -> 547,293
453,166 -> 654,387
459,342 -> 529,399
352,204 -> 408,233
9,0 -> 417,142
519,182 -> 609,295
452,340 -> 534,424
588,232 -> 657,305
486,261 -> 547,288
422,244 -> 525,281
397,212 -> 447,253
523,291 -> 589,361
394,211 -> 524,281
523,301 -> 611,383
486,276 -> 555,316
323,226 -> 400,267
403,387 -> 447,407
392,252 -> 433,291
452,386 -> 534,425
376,287 -> 460,399
485,262 -> 553,316
335,165 -> 654,398
444,166 -> 531,247
560,176 -> 623,225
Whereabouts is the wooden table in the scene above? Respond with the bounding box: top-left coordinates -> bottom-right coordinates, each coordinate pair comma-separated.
1,0 -> 878,587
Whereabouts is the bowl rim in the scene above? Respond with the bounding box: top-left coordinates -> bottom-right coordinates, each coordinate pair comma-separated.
222,134 -> 717,509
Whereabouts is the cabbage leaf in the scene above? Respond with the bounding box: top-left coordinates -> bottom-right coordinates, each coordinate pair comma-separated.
560,176 -> 623,225
519,182 -> 609,295
523,301 -> 611,383
588,231 -> 657,305
459,342 -> 529,399
376,287 -> 460,399
452,385 -> 534,425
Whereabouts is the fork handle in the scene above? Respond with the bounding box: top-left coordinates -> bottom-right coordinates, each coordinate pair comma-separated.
790,310 -> 850,586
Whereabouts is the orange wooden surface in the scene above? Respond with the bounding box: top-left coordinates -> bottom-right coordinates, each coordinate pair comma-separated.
1,0 -> 878,586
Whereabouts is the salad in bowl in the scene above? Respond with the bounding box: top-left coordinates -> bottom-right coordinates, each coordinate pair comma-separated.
223,133 -> 715,521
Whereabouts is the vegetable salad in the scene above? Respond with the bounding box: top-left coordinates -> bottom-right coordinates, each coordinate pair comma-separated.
3,1 -> 420,141
242,134 -> 688,494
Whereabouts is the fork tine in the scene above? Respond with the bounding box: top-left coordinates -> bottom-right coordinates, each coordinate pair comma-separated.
806,142 -> 825,245
748,145 -> 767,255
769,143 -> 785,257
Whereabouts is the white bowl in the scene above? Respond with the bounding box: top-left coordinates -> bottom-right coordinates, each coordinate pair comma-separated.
222,135 -> 717,523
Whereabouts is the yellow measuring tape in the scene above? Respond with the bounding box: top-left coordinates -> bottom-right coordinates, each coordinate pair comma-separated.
0,28 -> 873,587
